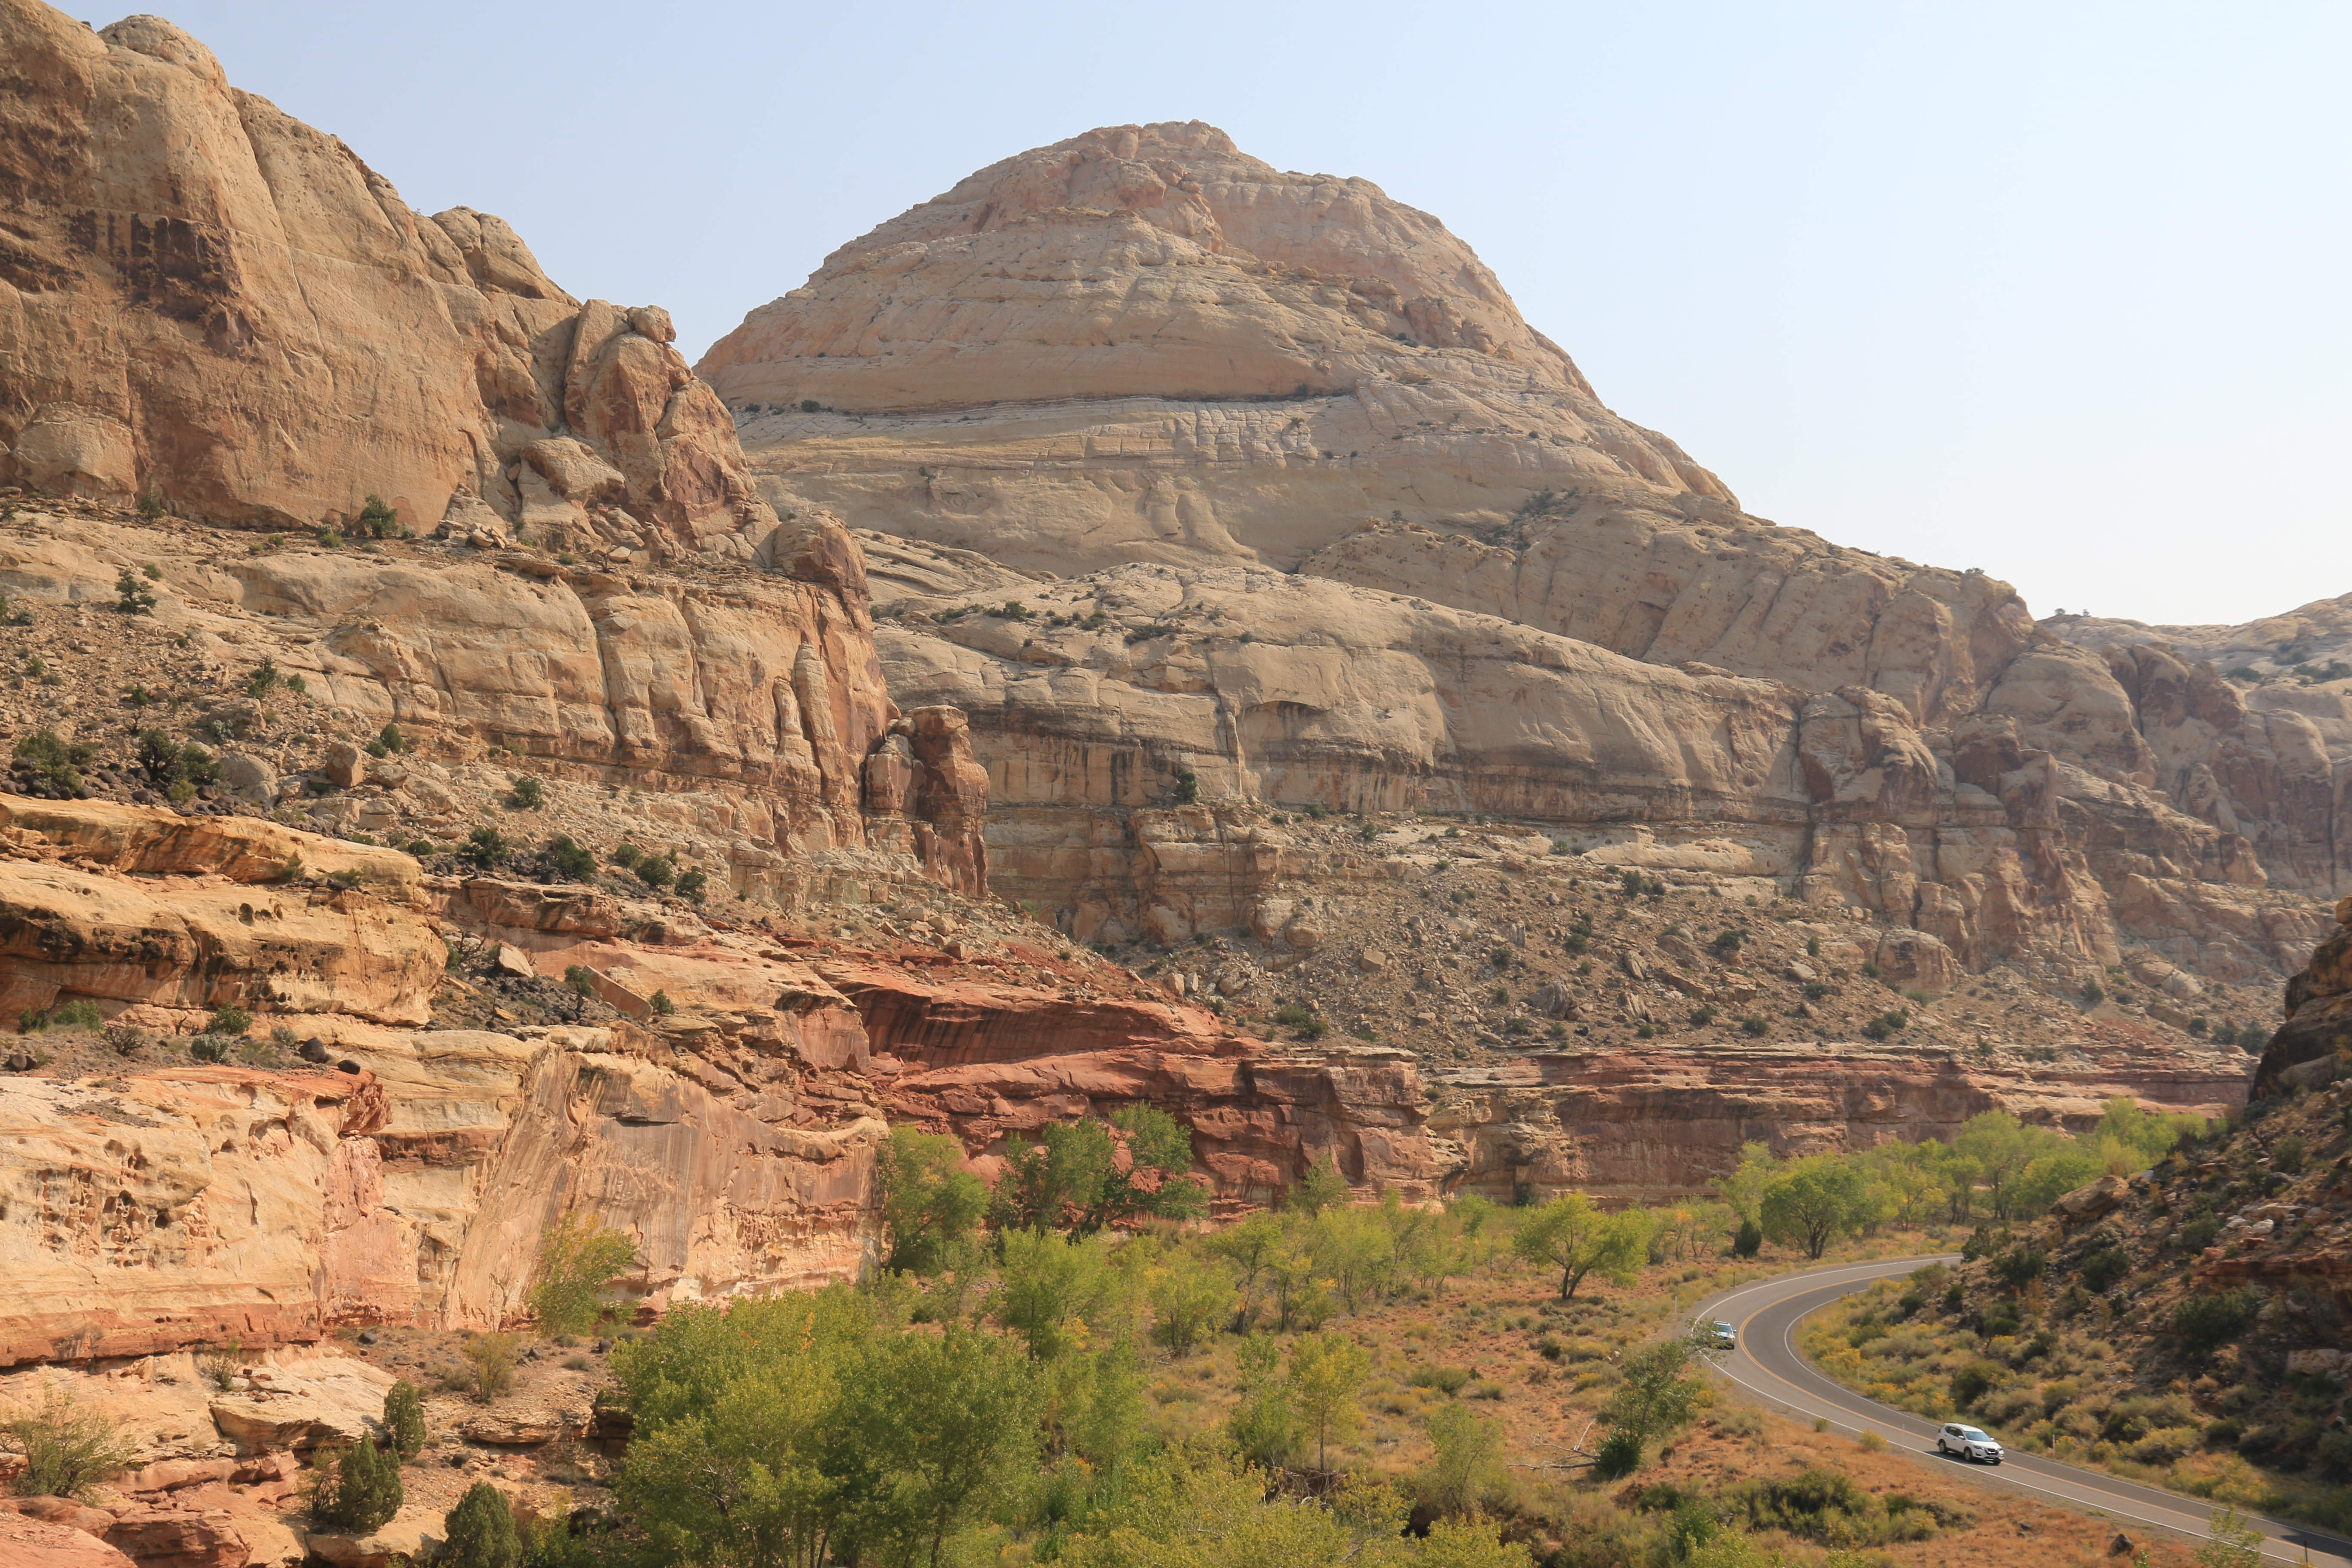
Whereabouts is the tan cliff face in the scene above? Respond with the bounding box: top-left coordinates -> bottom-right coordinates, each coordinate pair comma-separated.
0,2 -> 775,560
707,122 -> 2344,994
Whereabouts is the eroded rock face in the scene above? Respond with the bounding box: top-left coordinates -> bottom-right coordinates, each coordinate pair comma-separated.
0,1 -> 770,556
1432,1041 -> 2252,1205
714,124 -> 2343,990
876,553 -> 2328,979
2251,896 -> 2352,1097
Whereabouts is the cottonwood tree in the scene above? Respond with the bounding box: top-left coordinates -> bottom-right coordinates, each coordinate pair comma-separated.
1511,1193 -> 1650,1300
876,1126 -> 990,1274
1759,1157 -> 1872,1259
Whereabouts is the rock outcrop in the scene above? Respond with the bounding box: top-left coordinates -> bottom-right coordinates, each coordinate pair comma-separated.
871,547 -> 2327,982
710,123 -> 2345,998
0,0 -> 773,559
2251,895 -> 2352,1098
0,798 -> 1439,1363
1431,1041 -> 2250,1206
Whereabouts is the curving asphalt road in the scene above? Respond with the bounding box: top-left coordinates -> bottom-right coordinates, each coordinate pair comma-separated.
1692,1256 -> 2352,1568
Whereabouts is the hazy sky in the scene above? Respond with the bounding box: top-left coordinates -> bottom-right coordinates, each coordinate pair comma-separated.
75,0 -> 2349,626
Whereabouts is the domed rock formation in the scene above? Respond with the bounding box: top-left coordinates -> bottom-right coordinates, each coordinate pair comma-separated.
711,122 -> 2346,1000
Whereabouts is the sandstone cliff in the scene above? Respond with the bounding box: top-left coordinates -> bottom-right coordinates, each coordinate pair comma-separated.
708,122 -> 2344,1000
0,1 -> 778,562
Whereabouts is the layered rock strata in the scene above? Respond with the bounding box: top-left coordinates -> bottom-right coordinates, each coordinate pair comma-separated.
871,547 -> 2328,983
0,799 -> 1439,1365
713,122 -> 2346,996
1431,1042 -> 2251,1207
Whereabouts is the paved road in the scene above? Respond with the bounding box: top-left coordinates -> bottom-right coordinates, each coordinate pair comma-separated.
1692,1256 -> 2352,1568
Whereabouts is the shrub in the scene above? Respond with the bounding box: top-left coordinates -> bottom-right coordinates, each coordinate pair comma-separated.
1592,1427 -> 1645,1479
634,853 -> 675,888
2080,1243 -> 2132,1293
20,998 -> 103,1033
14,728 -> 89,794
2174,1289 -> 2258,1352
462,827 -> 507,869
383,1379 -> 426,1460
207,1005 -> 252,1038
530,1212 -> 638,1335
377,723 -> 407,754
357,496 -> 401,539
563,965 -> 596,999
1951,1360 -> 2005,1408
505,775 -> 545,810
246,661 -> 280,698
1408,1366 -> 1473,1395
609,842 -> 640,869
542,836 -> 596,882
1689,1005 -> 1719,1026
3,1391 -> 137,1498
312,1435 -> 403,1532
1739,1014 -> 1770,1037
114,566 -> 156,615
1863,1009 -> 1910,1041
674,870 -> 707,903
462,1333 -> 519,1401
197,1341 -> 243,1390
648,990 -> 676,1017
442,1481 -> 522,1568
1732,1220 -> 1763,1258
2177,1214 -> 2221,1252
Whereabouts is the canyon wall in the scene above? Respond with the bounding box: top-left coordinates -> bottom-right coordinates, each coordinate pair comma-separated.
0,1 -> 779,562
709,122 -> 2346,984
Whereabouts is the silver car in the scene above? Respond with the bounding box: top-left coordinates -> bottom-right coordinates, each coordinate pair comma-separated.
1937,1423 -> 2003,1464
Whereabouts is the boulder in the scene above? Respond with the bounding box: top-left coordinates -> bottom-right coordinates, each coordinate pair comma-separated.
2049,1175 -> 2130,1227
301,1504 -> 443,1568
101,1504 -> 249,1568
459,1405 -> 586,1445
207,1392 -> 371,1454
322,744 -> 365,791
214,755 -> 278,806
0,1511 -> 135,1567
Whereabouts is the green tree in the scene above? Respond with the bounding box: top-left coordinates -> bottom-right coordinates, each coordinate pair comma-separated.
1206,1209 -> 1285,1331
1147,1249 -> 1236,1357
613,1290 -> 876,1568
1714,1141 -> 1779,1237
1289,1152 -> 1354,1216
823,1327 -> 1040,1568
530,1212 -> 637,1335
1511,1193 -> 1649,1300
382,1379 -> 426,1460
1598,1338 -> 1709,1468
995,1109 -> 1205,1235
876,1126 -> 990,1275
2012,1146 -> 2107,1217
441,1481 -> 522,1568
1287,1332 -> 1371,1472
1226,1335 -> 1304,1469
1309,1205 -> 1396,1313
313,1435 -> 403,1532
993,1229 -> 1123,1360
1759,1158 -> 1872,1259
1416,1400 -> 1506,1519
1957,1112 -> 2056,1220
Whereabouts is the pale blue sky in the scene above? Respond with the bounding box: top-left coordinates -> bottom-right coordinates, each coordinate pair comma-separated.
79,1 -> 2349,626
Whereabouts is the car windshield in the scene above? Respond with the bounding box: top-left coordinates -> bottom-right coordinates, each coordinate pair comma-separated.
1960,1428 -> 1991,1442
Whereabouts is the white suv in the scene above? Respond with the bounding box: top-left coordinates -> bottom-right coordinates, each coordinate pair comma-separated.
1937,1423 -> 2003,1464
